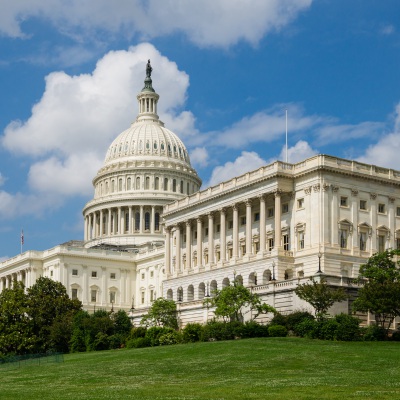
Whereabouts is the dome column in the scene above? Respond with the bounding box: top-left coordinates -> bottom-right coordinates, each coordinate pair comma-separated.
245,199 -> 252,255
220,208 -> 226,263
140,206 -> 144,234
185,220 -> 192,270
100,210 -> 103,237
151,206 -> 155,234
165,227 -> 171,275
118,207 -> 122,235
175,224 -> 181,272
259,195 -> 266,253
128,206 -> 133,234
108,208 -> 112,236
274,191 -> 282,249
197,218 -> 203,268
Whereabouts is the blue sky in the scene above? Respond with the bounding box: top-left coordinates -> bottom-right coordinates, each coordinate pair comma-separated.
0,0 -> 400,259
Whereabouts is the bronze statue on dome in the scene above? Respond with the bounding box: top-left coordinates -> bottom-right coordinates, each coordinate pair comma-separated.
146,60 -> 152,78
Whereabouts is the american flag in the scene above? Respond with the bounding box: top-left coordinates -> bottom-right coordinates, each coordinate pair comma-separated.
21,229 -> 24,245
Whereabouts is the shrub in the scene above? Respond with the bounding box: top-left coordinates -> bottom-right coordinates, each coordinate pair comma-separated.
270,313 -> 287,327
158,331 -> 182,346
201,321 -> 237,341
362,325 -> 386,341
145,326 -> 177,346
268,324 -> 288,337
129,326 -> 147,340
319,319 -> 339,340
108,333 -> 125,349
182,323 -> 203,343
334,314 -> 361,341
286,311 -> 314,331
391,330 -> 400,341
294,318 -> 319,338
126,337 -> 150,349
237,321 -> 269,338
92,332 -> 110,351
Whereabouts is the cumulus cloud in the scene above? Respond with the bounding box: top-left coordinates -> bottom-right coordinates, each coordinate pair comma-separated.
278,140 -> 318,164
0,0 -> 313,48
0,43 -> 194,216
207,151 -> 266,187
190,147 -> 209,168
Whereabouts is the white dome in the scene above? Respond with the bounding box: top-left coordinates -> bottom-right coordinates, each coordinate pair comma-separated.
104,120 -> 192,168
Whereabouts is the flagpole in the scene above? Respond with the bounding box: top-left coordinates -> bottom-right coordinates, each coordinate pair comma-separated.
20,229 -> 24,254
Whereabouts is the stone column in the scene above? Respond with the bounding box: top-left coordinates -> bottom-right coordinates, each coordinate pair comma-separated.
129,206 -> 133,234
208,212 -> 214,264
100,210 -> 103,237
232,204 -> 239,258
101,266 -> 106,306
351,190 -> 358,250
220,208 -> 226,262
82,266 -> 88,304
186,220 -> 192,269
96,212 -> 100,237
259,195 -> 266,253
274,191 -> 282,248
370,193 -> 377,254
118,207 -> 122,234
140,205 -> 144,234
175,225 -> 181,272
389,197 -> 395,249
84,216 -> 88,241
108,208 -> 112,235
245,199 -> 252,255
165,227 -> 171,275
151,206 -> 155,234
331,186 -> 339,245
197,218 -> 203,267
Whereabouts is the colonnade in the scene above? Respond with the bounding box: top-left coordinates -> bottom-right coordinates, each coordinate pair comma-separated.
84,205 -> 162,241
165,191 -> 284,274
0,268 -> 34,292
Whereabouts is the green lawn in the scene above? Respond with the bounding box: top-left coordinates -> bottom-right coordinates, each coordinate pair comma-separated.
1,338 -> 399,399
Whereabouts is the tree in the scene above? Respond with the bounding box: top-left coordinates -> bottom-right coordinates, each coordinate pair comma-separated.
204,282 -> 276,322
353,249 -> 400,336
27,277 -> 82,352
295,277 -> 347,320
0,281 -> 36,355
141,298 -> 178,329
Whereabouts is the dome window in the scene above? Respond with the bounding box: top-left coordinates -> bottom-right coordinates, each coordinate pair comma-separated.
155,177 -> 159,190
154,142 -> 158,150
179,147 -> 182,157
155,212 -> 160,231
136,177 -> 141,190
174,145 -> 177,153
125,143 -> 128,152
164,178 -> 169,191
161,142 -> 165,150
145,212 -> 150,231
145,177 -> 150,190
173,179 -> 177,192
135,212 -> 140,231
139,141 -> 143,151
168,144 -> 171,154
119,144 -> 122,153
146,141 -> 150,150
127,178 -> 131,190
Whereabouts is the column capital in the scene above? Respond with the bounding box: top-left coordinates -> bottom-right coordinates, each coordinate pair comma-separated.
232,203 -> 238,211
389,196 -> 396,203
245,198 -> 252,207
218,207 -> 227,215
331,185 -> 340,192
185,219 -> 192,227
274,189 -> 282,198
197,217 -> 203,224
208,212 -> 215,220
258,194 -> 266,202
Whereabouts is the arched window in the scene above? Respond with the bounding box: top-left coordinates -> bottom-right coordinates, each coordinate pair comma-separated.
198,282 -> 205,300
173,179 -> 177,192
164,178 -> 168,191
187,285 -> 194,301
222,278 -> 230,288
167,289 -> 173,300
118,179 -> 122,191
106,182 -> 109,193
161,142 -> 165,150
145,177 -> 150,190
146,141 -> 150,149
155,177 -> 159,190
187,182 -> 189,195
135,212 -> 140,231
127,178 -> 131,190
111,180 -> 115,193
145,212 -> 150,231
136,177 -> 140,190
210,280 -> 218,297
125,212 -> 129,232
180,180 -> 184,194
155,213 -> 160,231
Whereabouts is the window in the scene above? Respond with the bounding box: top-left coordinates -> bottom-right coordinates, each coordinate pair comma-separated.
173,179 -> 177,192
136,177 -> 140,190
50,270 -> 53,277
150,271 -> 154,278
145,212 -> 150,231
155,177 -> 159,190
268,238 -> 274,251
397,207 -> 400,217
180,180 -> 184,194
141,292 -> 145,304
150,290 -> 154,302
378,235 -> 386,252
187,182 -> 190,194
340,229 -> 348,249
91,271 -> 97,278
91,290 -> 97,302
298,232 -> 305,249
111,180 -> 115,192
360,232 -> 367,251
110,273 -> 116,279
216,224 -> 220,233
360,200 -> 367,210
145,177 -> 150,190
127,178 -> 131,190
164,178 -> 169,191
241,216 -> 246,225
283,234 -> 290,251
378,203 -> 385,214
267,207 -> 274,218
254,212 -> 260,222
110,291 -> 116,303
72,269 -> 78,276
228,220 -> 233,229
125,212 -> 129,232
141,273 -> 145,280
396,238 -> 400,250
297,198 -> 304,209
118,178 -> 122,191
155,213 -> 160,231
282,203 -> 289,213
135,212 -> 140,231
340,197 -> 348,207
71,288 -> 78,300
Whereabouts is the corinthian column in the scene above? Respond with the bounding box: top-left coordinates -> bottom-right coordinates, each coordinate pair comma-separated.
232,204 -> 239,258
197,218 -> 203,267
208,212 -> 214,264
259,195 -> 266,253
274,191 -> 282,249
245,199 -> 252,255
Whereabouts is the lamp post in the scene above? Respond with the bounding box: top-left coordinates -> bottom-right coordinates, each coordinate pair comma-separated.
272,261 -> 276,281
111,299 -> 114,313
129,296 -> 135,325
317,251 -> 322,274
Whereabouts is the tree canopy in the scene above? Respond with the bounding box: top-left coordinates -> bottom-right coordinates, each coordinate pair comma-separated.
353,249 -> 400,335
295,277 -> 347,320
141,298 -> 178,329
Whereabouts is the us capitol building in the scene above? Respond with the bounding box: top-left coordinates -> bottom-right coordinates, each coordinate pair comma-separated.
1,62 -> 399,328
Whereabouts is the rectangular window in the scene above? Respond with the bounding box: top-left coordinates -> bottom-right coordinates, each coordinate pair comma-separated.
110,273 -> 116,279
396,238 -> 400,250
110,292 -> 115,303
71,288 -> 78,300
340,197 -> 348,207
141,292 -> 145,304
254,242 -> 260,252
72,269 -> 78,276
50,270 -> 53,277
150,290 -> 154,302
267,207 -> 274,218
298,232 -> 305,249
283,234 -> 290,251
378,235 -> 386,252
297,198 -> 304,209
228,221 -> 233,229
91,290 -> 97,302
241,216 -> 246,225
91,271 -> 97,278
205,228 -> 209,236
254,212 -> 260,222
360,200 -> 367,210
340,229 -> 348,249
268,238 -> 274,251
228,248 -> 233,259
216,224 -> 220,233
141,273 -> 145,280
397,207 -> 400,217
360,232 -> 367,251
150,271 -> 154,278
282,203 -> 289,213
378,203 -> 386,214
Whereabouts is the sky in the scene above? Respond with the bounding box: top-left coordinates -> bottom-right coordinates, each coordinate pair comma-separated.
0,0 -> 400,259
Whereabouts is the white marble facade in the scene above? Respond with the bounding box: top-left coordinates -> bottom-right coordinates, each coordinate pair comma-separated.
1,64 -> 399,328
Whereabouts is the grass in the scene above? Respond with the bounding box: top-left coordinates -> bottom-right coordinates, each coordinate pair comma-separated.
0,338 -> 399,399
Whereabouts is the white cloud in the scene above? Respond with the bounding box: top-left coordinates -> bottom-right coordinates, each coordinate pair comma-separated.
190,147 -> 209,168
380,24 -> 395,35
278,140 -> 318,164
0,173 -> 5,186
207,151 -> 266,187
0,0 -> 313,48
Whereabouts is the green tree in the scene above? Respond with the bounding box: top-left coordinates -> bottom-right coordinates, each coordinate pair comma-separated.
353,249 -> 400,336
0,281 -> 36,355
294,277 -> 347,320
204,282 -> 276,322
141,298 -> 178,329
27,277 -> 82,352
